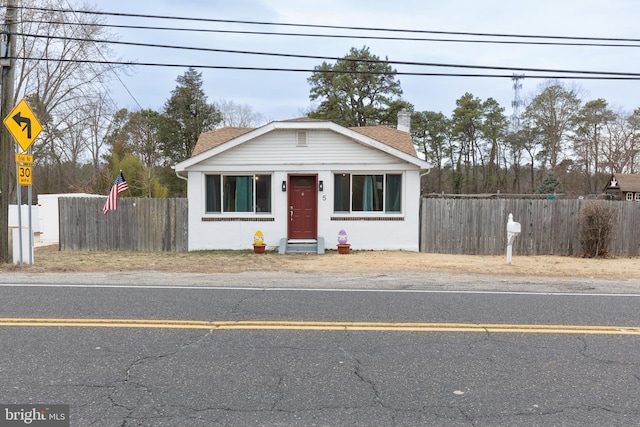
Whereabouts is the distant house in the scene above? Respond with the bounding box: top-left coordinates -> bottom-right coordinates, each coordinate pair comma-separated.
174,115 -> 431,252
603,173 -> 640,201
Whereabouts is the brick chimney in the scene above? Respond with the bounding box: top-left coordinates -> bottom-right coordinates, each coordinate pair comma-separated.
397,109 -> 410,133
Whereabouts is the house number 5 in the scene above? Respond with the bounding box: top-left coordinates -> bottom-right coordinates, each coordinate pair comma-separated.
322,195 -> 327,201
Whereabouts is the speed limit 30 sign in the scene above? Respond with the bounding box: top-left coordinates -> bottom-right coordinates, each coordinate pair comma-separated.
17,164 -> 32,186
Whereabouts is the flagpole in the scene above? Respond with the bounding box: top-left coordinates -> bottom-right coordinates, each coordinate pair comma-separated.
120,170 -> 134,199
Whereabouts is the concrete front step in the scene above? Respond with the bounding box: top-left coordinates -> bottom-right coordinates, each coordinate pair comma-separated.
279,237 -> 325,254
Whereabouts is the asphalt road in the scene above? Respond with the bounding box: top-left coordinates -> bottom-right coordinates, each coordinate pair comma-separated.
1,273 -> 640,426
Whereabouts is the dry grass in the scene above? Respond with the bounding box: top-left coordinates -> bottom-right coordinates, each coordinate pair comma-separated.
1,244 -> 639,280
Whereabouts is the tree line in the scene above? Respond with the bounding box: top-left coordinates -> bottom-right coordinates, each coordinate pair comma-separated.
414,84 -> 640,196
306,47 -> 640,197
7,3 -> 640,202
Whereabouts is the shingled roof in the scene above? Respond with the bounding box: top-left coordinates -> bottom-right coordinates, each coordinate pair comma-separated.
190,120 -> 418,158
191,127 -> 254,157
348,125 -> 417,157
605,173 -> 640,192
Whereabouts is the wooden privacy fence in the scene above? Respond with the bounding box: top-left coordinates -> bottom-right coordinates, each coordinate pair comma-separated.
58,196 -> 640,255
59,197 -> 188,251
420,198 -> 640,256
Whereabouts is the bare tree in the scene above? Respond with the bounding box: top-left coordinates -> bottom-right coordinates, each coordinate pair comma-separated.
8,0 -> 127,193
602,109 -> 640,174
216,99 -> 266,127
125,110 -> 162,169
625,109 -> 640,173
124,109 -> 162,197
83,93 -> 115,175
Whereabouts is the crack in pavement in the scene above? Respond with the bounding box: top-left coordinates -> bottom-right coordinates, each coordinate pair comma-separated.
105,330 -> 215,426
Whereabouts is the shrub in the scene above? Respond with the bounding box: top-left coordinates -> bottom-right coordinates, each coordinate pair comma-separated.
578,202 -> 616,258
535,172 -> 562,194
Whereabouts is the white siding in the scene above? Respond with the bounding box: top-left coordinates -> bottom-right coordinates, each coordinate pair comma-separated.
187,169 -> 421,252
198,130 -> 396,168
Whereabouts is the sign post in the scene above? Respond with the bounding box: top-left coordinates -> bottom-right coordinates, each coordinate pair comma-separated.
506,213 -> 521,265
3,98 -> 42,266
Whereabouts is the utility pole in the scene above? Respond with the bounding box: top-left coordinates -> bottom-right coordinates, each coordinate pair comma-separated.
0,0 -> 16,263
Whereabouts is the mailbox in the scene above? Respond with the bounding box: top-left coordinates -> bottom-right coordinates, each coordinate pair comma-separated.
506,213 -> 521,264
507,219 -> 521,235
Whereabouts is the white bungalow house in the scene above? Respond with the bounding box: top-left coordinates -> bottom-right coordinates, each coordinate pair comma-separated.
174,115 -> 430,253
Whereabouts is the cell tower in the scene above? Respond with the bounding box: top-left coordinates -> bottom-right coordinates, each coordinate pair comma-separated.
510,73 -> 524,132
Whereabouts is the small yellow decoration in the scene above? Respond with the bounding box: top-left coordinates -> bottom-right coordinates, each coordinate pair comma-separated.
253,230 -> 264,246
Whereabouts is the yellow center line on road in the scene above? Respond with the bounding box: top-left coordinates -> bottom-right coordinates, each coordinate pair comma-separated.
1,318 -> 640,335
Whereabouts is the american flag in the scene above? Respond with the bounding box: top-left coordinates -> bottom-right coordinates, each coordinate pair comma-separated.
103,171 -> 129,215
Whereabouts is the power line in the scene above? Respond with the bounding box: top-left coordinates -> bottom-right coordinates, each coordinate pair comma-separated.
12,32 -> 640,78
14,7 -> 639,83
12,57 -> 640,80
17,19 -> 640,48
61,1 -> 142,110
16,5 -> 640,45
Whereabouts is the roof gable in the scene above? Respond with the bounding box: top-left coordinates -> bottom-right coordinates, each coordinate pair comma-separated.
604,173 -> 640,192
178,120 -> 430,172
191,122 -> 419,158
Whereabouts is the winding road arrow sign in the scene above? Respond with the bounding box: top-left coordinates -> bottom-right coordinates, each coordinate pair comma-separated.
12,112 -> 32,139
3,98 -> 42,152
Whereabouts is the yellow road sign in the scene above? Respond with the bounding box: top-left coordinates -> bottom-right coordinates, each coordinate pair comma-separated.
15,153 -> 33,164
17,164 -> 32,186
3,98 -> 42,152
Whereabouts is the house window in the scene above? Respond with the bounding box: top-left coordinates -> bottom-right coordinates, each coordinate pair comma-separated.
626,192 -> 633,201
334,174 -> 350,212
205,175 -> 221,212
385,174 -> 402,212
333,173 -> 402,213
636,193 -> 640,201
352,175 -> 384,211
255,175 -> 272,212
205,174 -> 271,213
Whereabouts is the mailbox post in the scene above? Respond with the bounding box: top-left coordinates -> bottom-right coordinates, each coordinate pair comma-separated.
506,213 -> 521,264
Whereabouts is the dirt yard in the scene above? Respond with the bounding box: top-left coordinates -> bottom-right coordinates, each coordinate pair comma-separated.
1,245 -> 638,280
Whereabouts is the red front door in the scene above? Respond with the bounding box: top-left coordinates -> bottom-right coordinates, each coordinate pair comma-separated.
288,175 -> 317,239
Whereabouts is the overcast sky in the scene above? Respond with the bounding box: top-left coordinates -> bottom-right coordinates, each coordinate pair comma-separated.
99,0 -> 640,124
